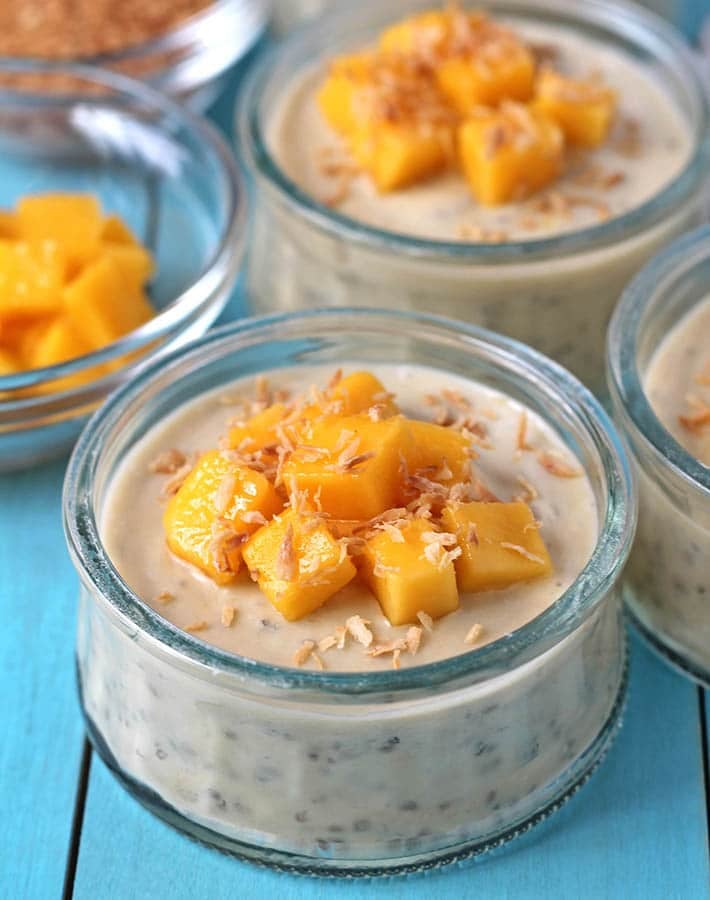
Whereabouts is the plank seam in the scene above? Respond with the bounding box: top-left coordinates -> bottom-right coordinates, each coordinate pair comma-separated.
61,738 -> 92,900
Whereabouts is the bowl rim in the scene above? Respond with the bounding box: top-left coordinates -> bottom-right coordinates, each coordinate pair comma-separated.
606,225 -> 710,500
63,307 -> 637,697
236,0 -> 709,264
0,58 -> 247,407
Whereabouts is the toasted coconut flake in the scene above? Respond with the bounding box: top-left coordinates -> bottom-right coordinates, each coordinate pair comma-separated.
155,590 -> 175,604
346,615 -> 374,647
161,460 -> 195,498
368,639 -> 407,657
679,397 -> 710,433
368,403 -> 388,422
241,510 -> 268,526
186,620 -> 209,633
405,626 -> 423,655
442,388 -> 472,410
421,531 -> 461,568
378,521 -> 406,542
464,623 -> 484,646
417,610 -> 434,632
524,519 -> 543,533
339,451 -> 376,472
209,527 -> 247,574
516,411 -> 533,453
537,450 -> 582,478
374,561 -> 400,578
318,634 -> 338,652
327,368 -> 343,391
334,429 -> 356,453
276,523 -> 297,582
221,605 -> 236,628
214,473 -> 237,515
293,639 -> 315,667
695,359 -> 710,387
255,375 -> 270,406
311,652 -> 325,670
392,649 -> 401,670
149,448 -> 186,475
500,542 -> 546,564
334,625 -> 348,650
515,474 -> 539,502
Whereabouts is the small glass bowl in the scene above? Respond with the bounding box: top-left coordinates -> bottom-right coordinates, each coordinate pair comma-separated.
64,308 -> 636,875
8,0 -> 268,111
607,226 -> 710,686
237,0 -> 709,392
0,61 -> 247,472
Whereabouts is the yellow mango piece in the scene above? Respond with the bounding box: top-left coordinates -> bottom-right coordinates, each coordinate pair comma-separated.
0,346 -> 20,375
318,53 -> 375,137
283,414 -> 406,520
101,244 -> 154,292
242,509 -> 357,621
63,255 -> 154,349
401,420 -> 472,483
442,500 -> 552,592
0,240 -> 66,320
379,10 -> 451,56
0,211 -> 18,239
228,402 -> 289,452
164,450 -> 283,585
30,317 -> 91,369
360,518 -> 459,625
436,42 -> 534,113
101,214 -> 139,245
535,69 -> 616,147
326,370 -> 399,417
17,194 -> 102,274
362,122 -> 454,193
458,103 -> 564,205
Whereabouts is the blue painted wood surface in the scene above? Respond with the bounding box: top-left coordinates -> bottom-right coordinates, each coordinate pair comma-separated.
1,53 -> 709,900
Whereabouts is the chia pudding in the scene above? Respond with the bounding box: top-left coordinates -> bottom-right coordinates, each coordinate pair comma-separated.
238,0 -> 708,390
65,310 -> 635,871
608,227 -> 710,685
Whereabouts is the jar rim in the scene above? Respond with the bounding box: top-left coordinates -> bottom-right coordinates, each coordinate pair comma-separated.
63,308 -> 636,696
236,0 -> 708,265
0,58 -> 247,416
607,225 -> 710,499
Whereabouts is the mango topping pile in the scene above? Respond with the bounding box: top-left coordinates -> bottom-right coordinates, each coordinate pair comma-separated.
160,371 -> 555,641
317,7 -> 617,204
0,193 -> 155,388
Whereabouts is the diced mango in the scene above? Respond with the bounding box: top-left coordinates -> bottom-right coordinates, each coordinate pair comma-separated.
30,318 -> 91,369
357,122 -> 454,192
63,255 -> 154,349
0,240 -> 66,320
101,244 -> 154,293
101,214 -> 139,246
0,211 -> 18,239
228,402 -> 289,453
282,414 -> 406,520
400,420 -> 472,491
535,69 -> 616,147
318,53 -> 375,138
164,450 -> 283,585
442,500 -> 552,592
16,193 -> 102,275
379,10 -> 451,56
458,103 -> 564,205
242,509 -> 357,621
436,43 -> 534,113
329,371 -> 399,417
360,518 -> 459,625
0,347 -> 19,375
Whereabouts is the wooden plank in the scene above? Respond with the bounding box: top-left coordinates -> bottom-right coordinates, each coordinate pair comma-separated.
72,635 -> 709,899
0,460 -> 87,899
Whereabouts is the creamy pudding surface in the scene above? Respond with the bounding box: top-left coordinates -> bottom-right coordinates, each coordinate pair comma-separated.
644,297 -> 710,466
102,364 -> 597,672
270,21 -> 691,242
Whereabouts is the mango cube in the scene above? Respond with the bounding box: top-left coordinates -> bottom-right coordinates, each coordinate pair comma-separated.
400,420 -> 472,487
0,347 -> 19,375
458,103 -> 564,205
436,43 -> 534,113
318,53 -> 375,138
17,193 -> 102,275
329,371 -> 399,417
228,402 -> 289,453
63,255 -> 154,349
283,414 -> 406,520
0,211 -> 18,239
360,518 -> 459,625
355,122 -> 454,192
101,214 -> 139,245
242,509 -> 357,621
101,244 -> 154,293
164,450 -> 283,585
30,318 -> 90,369
442,500 -> 552,592
379,10 -> 451,56
0,240 -> 66,320
535,69 -> 616,147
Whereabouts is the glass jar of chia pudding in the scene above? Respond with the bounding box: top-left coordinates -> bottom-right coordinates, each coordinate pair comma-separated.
608,227 -> 710,687
236,0 -> 708,393
64,309 -> 635,874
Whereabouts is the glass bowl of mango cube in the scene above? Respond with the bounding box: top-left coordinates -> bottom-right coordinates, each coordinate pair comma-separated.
0,61 -> 246,471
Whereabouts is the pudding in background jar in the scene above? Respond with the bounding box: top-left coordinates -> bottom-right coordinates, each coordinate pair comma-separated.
65,309 -> 635,872
608,226 -> 710,685
238,0 -> 708,391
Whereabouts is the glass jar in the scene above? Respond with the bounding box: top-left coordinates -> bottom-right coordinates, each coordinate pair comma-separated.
64,309 -> 635,874
237,0 -> 709,393
607,227 -> 710,686
0,61 -> 247,472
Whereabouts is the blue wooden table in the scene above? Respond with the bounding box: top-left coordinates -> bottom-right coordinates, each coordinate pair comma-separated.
2,65 -> 710,900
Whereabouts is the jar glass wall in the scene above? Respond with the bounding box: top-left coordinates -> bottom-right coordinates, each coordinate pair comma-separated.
64,309 -> 635,873
237,0 -> 708,392
607,227 -> 710,686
